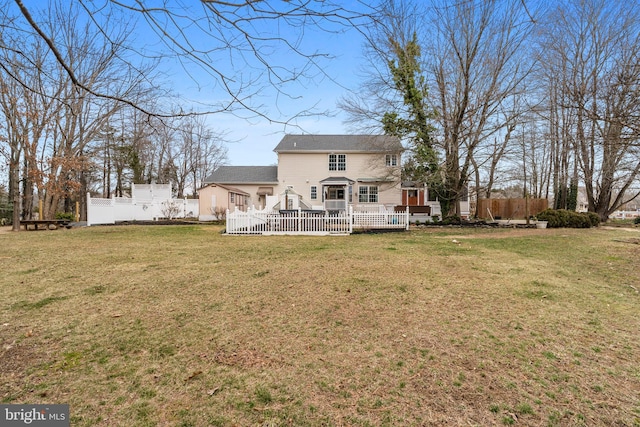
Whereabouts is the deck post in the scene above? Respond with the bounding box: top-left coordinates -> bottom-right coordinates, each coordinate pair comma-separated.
349,205 -> 353,234
87,193 -> 92,226
406,206 -> 410,230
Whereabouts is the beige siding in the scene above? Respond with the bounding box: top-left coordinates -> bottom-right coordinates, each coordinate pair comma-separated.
199,185 -> 224,220
227,184 -> 274,209
201,149 -> 403,215
198,184 -> 251,220
277,152 -> 402,208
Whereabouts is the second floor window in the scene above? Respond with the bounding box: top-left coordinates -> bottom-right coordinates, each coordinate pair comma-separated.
386,154 -> 398,166
329,154 -> 346,171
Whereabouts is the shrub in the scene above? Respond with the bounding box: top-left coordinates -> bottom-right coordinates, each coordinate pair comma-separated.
441,215 -> 462,225
571,214 -> 591,228
585,212 -> 601,227
55,212 -> 75,221
634,216 -> 640,225
536,209 -> 560,227
211,207 -> 227,220
537,209 -> 599,228
160,200 -> 182,220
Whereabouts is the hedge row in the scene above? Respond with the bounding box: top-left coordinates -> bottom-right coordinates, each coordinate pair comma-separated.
536,209 -> 600,228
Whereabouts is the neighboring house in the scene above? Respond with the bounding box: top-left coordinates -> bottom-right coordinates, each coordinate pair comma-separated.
199,134 -> 404,219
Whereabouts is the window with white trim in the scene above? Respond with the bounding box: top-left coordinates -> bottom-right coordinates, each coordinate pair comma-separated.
310,185 -> 317,200
386,154 -> 398,166
358,185 -> 379,203
329,154 -> 346,171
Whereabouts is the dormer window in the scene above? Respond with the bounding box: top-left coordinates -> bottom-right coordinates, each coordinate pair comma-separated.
386,154 -> 398,167
329,154 -> 346,171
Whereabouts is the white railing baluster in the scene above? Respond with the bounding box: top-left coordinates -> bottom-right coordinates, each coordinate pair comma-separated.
224,205 -> 409,235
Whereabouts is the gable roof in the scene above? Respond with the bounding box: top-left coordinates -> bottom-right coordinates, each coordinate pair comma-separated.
202,183 -> 250,196
273,134 -> 403,153
203,166 -> 278,184
319,176 -> 355,185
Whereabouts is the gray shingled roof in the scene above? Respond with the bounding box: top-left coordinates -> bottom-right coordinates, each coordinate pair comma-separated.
203,166 -> 278,184
273,134 -> 403,153
319,176 -> 355,185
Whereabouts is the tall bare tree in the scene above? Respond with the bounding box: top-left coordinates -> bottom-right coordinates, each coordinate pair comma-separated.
425,0 -> 535,216
0,34 -> 65,228
0,2 -> 157,222
342,0 -> 536,217
538,0 -> 640,220
175,116 -> 228,198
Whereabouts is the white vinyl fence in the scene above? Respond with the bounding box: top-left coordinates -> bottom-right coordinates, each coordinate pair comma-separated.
87,194 -> 199,226
611,210 -> 640,219
226,206 -> 409,235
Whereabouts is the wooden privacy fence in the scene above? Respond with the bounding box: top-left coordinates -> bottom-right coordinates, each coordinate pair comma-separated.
478,198 -> 548,220
226,206 -> 410,235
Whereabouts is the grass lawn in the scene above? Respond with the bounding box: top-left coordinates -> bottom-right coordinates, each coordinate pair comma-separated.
1,224 -> 639,426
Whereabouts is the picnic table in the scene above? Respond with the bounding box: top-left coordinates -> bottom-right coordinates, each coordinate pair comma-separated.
21,219 -> 71,231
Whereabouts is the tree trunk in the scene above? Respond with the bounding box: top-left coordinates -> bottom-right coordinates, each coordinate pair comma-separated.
10,159 -> 21,231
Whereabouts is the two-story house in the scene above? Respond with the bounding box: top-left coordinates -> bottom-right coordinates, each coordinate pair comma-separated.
198,134 -> 404,219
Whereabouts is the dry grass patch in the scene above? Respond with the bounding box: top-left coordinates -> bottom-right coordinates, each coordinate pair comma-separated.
1,225 -> 639,426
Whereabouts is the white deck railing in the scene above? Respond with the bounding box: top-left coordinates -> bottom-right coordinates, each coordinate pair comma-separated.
226,206 -> 409,235
324,200 -> 348,211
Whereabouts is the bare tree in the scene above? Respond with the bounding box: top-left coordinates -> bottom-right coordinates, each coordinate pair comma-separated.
145,116 -> 228,198
341,0 -> 536,217
538,0 -> 640,220
0,33 -> 65,228
176,116 -> 228,198
91,113 -> 228,199
425,0 -> 536,217
2,0 -> 373,120
470,120 -> 515,200
100,105 -> 162,196
0,2 -> 159,222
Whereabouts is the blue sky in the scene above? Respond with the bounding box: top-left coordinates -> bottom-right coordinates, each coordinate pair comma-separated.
164,2 -> 373,166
